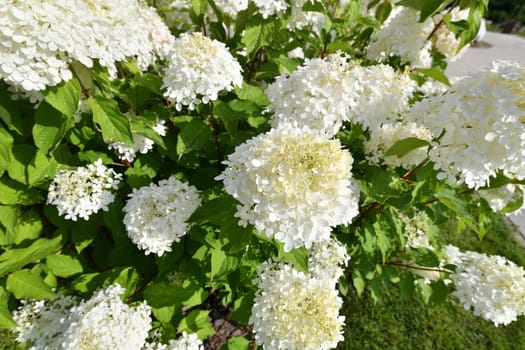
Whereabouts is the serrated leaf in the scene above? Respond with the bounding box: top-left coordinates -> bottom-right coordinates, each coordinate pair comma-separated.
385,137 -> 430,158
44,78 -> 81,117
7,145 -> 56,186
33,102 -> 75,154
178,309 -> 215,339
0,235 -> 62,277
87,96 -> 133,145
7,269 -> 56,300
135,73 -> 163,96
176,119 -> 212,156
219,217 -> 252,254
46,254 -> 83,278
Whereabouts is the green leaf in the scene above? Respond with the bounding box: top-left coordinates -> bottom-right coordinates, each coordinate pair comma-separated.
219,217 -> 252,254
213,101 -> 238,139
0,286 -> 16,328
278,245 -> 308,273
399,271 -> 415,300
0,177 -> 44,205
33,102 -> 75,154
0,235 -> 62,277
229,292 -> 255,325
210,249 -> 239,279
416,68 -> 451,86
428,280 -> 448,307
0,98 -> 23,136
352,270 -> 365,297
241,21 -> 275,59
385,137 -> 430,158
44,78 -> 81,117
135,73 -> 163,96
190,196 -> 237,226
7,145 -> 57,186
234,81 -> 270,106
176,119 -> 212,156
412,248 -> 440,267
6,269 -> 56,300
178,309 -> 215,340
143,281 -> 194,308
46,254 -> 83,278
0,126 -> 13,176
0,209 -> 44,246
223,337 -> 251,350
87,96 -> 133,145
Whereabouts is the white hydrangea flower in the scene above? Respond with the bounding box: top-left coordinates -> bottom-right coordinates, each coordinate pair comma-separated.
13,284 -> 152,350
60,284 -> 152,350
162,32 -> 243,111
266,54 -> 415,136
308,238 -> 350,283
444,245 -> 525,326
250,260 -> 346,350
0,0 -> 174,97
404,60 -> 525,189
252,0 -> 289,18
217,126 -> 360,251
366,6 -> 434,68
214,0 -> 249,17
364,122 -> 432,169
109,120 -> 167,163
123,177 -> 201,256
287,0 -> 326,35
47,159 -> 122,221
433,8 -> 470,61
13,295 -> 77,349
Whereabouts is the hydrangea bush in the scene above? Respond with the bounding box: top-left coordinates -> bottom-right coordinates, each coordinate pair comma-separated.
1,0 -> 524,349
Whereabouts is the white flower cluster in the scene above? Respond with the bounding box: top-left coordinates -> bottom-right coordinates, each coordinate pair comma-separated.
266,53 -> 415,136
252,0 -> 289,18
366,6 -> 434,68
109,120 -> 167,163
13,284 -> 152,350
143,332 -> 204,350
123,177 -> 201,256
366,5 -> 471,68
0,0 -> 174,100
287,0 -> 326,35
162,32 -> 243,111
214,0 -> 249,17
217,126 -> 360,251
405,60 -> 525,189
12,295 -> 76,349
308,238 -> 350,283
250,260 -> 345,350
445,245 -> 525,326
364,122 -> 432,169
432,8 -> 470,62
47,159 -> 122,221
